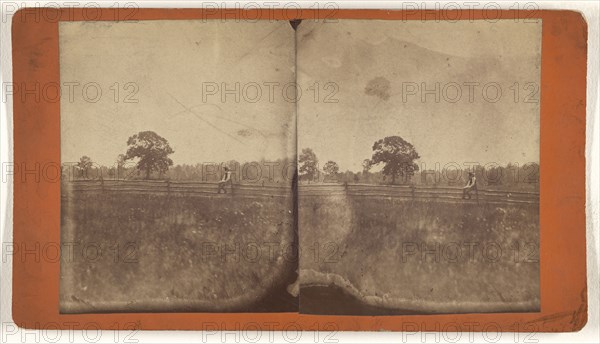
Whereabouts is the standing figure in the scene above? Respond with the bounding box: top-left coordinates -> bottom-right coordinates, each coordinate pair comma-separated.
462,172 -> 478,200
217,166 -> 232,194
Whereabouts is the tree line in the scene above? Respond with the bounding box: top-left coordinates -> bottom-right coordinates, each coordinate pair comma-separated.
73,131 -> 174,180
70,131 -> 294,184
70,131 -> 538,190
298,135 -> 538,191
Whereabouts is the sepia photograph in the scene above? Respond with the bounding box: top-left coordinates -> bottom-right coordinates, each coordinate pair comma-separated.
59,20 -> 298,313
58,17 -> 541,315
297,19 -> 541,315
4,1 -> 595,339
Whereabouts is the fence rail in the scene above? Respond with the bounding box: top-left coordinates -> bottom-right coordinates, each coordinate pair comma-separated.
300,183 -> 538,205
63,180 -> 291,198
63,180 -> 538,205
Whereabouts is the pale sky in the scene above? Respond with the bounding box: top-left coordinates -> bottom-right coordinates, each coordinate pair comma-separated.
60,19 -> 541,171
60,20 -> 295,166
297,20 -> 541,172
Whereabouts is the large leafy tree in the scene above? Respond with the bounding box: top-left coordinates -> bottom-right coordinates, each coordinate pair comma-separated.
124,131 -> 174,179
298,148 -> 318,183
370,136 -> 420,184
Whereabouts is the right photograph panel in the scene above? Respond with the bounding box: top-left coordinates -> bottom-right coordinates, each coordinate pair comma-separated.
296,19 -> 541,315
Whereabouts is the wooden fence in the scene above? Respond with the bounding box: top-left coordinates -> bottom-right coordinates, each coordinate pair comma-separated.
63,180 -> 291,198
299,183 -> 538,205
62,180 -> 538,205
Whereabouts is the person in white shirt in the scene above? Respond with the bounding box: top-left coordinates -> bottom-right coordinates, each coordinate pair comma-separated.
217,166 -> 232,194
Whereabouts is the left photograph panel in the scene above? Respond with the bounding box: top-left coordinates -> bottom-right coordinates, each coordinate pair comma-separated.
59,20 -> 298,313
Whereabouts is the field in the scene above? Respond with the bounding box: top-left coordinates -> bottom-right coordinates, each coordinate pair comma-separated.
299,184 -> 540,314
60,180 -> 539,314
60,180 -> 296,313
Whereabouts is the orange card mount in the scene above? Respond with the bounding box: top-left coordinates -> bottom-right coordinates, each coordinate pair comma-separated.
11,8 -> 586,331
